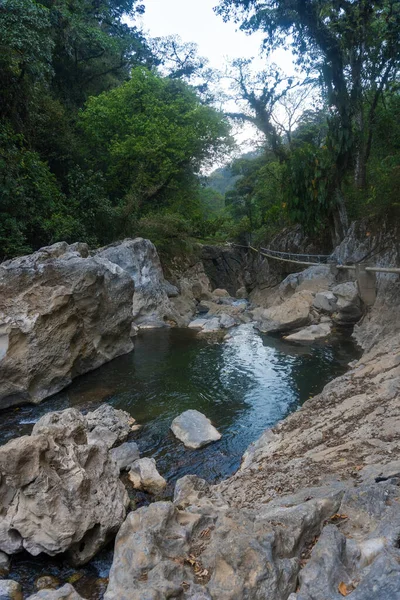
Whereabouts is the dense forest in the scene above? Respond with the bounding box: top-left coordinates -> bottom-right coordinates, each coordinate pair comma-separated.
1,0 -> 399,259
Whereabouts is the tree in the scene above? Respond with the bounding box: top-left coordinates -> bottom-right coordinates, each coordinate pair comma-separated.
79,67 -> 233,221
216,0 -> 400,241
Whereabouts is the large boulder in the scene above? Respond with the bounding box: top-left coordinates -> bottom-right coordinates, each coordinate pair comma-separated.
279,265 -> 335,298
0,242 -> 134,410
86,404 -> 137,449
171,410 -> 221,449
96,238 -> 187,328
313,290 -> 338,313
254,290 -> 314,333
0,408 -> 129,566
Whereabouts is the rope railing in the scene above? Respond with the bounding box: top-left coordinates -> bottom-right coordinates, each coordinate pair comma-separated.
232,243 -> 400,274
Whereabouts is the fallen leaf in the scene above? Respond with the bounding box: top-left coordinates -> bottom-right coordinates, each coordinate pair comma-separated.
338,582 -> 349,596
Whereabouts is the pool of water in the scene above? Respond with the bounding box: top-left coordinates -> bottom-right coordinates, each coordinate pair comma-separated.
2,324 -> 361,598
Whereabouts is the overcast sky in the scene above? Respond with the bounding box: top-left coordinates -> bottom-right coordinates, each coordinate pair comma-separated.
136,0 -> 297,158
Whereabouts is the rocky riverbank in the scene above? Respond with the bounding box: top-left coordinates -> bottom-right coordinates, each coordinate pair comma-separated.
1,220 -> 400,598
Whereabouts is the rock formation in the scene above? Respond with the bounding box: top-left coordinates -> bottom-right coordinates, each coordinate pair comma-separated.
0,407 -> 129,566
0,242 -> 134,410
171,410 -> 221,449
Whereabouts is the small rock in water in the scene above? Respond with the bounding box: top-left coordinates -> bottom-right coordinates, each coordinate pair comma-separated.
0,580 -> 22,600
171,410 -> 221,449
35,576 -> 60,591
128,458 -> 167,495
26,583 -> 84,599
285,322 -> 331,342
199,317 -> 221,333
110,441 -> 140,471
0,552 -> 10,577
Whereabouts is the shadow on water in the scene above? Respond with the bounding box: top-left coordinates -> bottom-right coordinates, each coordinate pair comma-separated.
1,324 -> 361,597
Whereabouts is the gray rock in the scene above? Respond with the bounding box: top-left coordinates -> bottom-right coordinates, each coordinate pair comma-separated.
26,584 -> 84,600
0,553 -> 9,577
110,441 -> 140,471
188,318 -> 208,329
285,323 -> 331,342
254,291 -> 314,333
164,281 -> 179,297
96,238 -> 186,328
0,580 -> 22,600
128,458 -> 167,494
0,408 -> 128,565
212,288 -> 230,298
0,243 -> 134,410
171,410 -> 221,449
199,317 -> 221,333
279,266 -> 335,298
313,290 -> 338,313
332,281 -> 363,324
236,286 -> 248,299
86,404 -> 136,448
219,313 -> 237,329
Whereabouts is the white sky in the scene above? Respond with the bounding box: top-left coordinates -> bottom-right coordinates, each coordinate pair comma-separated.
134,0 -> 298,160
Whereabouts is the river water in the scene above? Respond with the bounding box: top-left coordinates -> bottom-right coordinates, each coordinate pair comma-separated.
1,324 -> 361,597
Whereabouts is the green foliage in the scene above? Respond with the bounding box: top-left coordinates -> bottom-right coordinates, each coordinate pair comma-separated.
79,67 -> 232,210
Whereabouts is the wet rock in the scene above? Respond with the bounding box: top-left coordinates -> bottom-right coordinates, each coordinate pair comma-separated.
313,290 -> 338,313
35,576 -> 60,591
110,441 -> 140,471
128,458 -> 167,494
0,242 -> 134,410
0,580 -> 22,600
86,404 -> 136,448
96,238 -> 186,328
171,410 -> 221,449
26,584 -> 84,600
219,314 -> 237,329
254,291 -> 314,333
285,323 -> 331,342
0,408 -> 128,566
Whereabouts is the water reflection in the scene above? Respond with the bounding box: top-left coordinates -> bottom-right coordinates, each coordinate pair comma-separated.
0,324 -> 360,487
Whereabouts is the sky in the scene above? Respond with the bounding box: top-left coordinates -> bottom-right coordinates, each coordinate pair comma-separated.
134,0 -> 298,158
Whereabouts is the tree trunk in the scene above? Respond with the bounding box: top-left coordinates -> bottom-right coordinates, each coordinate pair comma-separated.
330,187 -> 349,247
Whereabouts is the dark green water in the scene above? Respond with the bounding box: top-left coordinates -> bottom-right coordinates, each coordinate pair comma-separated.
2,324 -> 361,598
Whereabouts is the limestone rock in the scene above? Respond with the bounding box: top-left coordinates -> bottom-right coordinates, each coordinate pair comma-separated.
0,553 -> 10,577
128,458 -> 167,494
110,442 -> 140,472
86,404 -> 136,448
188,318 -> 208,329
254,291 -> 314,333
0,242 -> 134,410
0,580 -> 22,600
199,317 -> 221,333
279,266 -> 335,298
0,408 -> 128,566
26,584 -> 84,600
171,410 -> 221,449
313,290 -> 338,313
332,281 -> 363,324
96,238 -> 186,328
285,323 -> 331,342
236,286 -> 248,299
212,288 -> 230,298
219,313 -> 237,329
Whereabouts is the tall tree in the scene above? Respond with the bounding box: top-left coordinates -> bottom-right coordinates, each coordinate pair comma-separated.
216,0 -> 400,241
